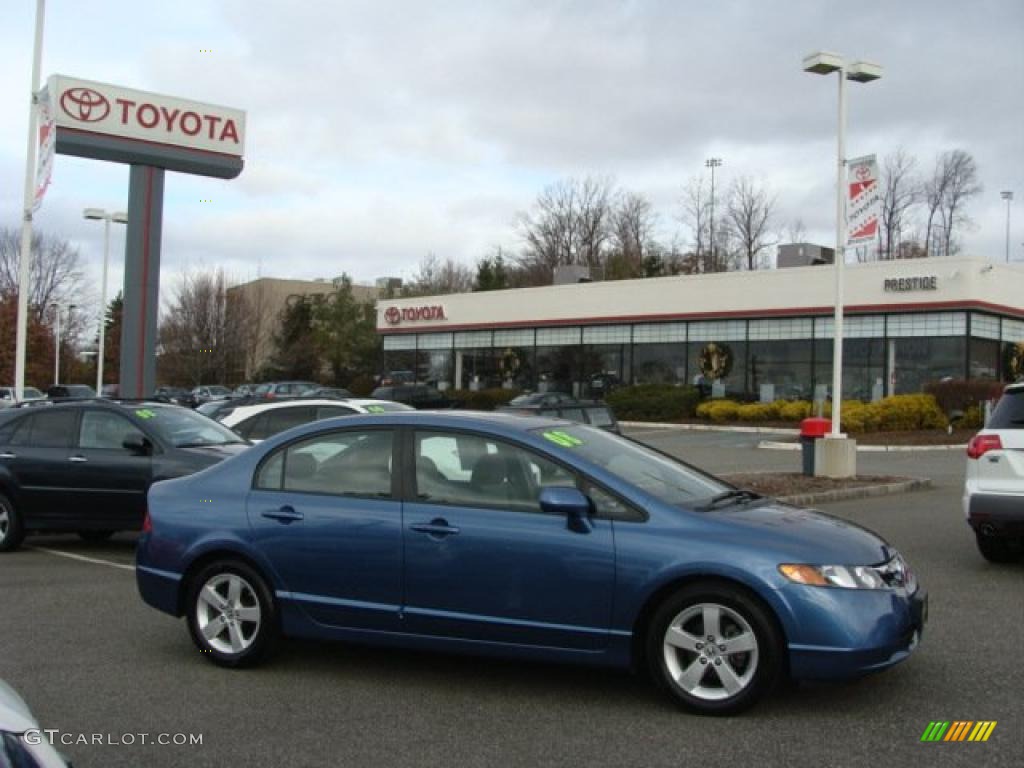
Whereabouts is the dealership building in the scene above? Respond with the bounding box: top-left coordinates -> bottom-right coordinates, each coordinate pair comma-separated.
376,256 -> 1024,401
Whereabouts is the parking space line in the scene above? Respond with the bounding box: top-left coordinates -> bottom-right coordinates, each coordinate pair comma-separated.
27,546 -> 135,572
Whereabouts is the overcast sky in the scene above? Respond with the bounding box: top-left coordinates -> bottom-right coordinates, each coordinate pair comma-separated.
1,0 -> 1022,315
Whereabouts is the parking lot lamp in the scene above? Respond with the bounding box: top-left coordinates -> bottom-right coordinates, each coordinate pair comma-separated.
84,208 -> 128,393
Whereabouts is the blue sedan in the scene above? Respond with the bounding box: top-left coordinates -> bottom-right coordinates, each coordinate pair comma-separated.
136,412 -> 927,714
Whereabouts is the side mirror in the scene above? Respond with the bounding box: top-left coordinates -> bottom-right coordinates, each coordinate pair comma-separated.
123,433 -> 153,456
539,487 -> 593,534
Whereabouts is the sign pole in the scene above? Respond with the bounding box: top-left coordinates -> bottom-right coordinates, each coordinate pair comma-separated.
14,0 -> 46,399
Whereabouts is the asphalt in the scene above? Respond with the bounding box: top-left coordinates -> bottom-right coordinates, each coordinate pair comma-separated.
0,429 -> 1021,768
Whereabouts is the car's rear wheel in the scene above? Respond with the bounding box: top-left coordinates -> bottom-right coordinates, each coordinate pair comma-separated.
975,532 -> 1020,563
0,493 -> 25,553
78,530 -> 115,543
186,560 -> 279,667
646,582 -> 783,715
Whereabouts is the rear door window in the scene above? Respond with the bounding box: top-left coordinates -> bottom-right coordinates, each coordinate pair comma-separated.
988,391 -> 1024,430
23,410 -> 78,448
265,407 -> 316,437
79,410 -> 145,450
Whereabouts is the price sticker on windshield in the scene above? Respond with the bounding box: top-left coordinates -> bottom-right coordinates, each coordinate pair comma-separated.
543,430 -> 583,448
135,409 -> 157,419
365,405 -> 386,413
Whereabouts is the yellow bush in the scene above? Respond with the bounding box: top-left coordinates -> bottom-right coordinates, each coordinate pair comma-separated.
704,400 -> 741,422
778,400 -> 812,421
737,403 -> 774,421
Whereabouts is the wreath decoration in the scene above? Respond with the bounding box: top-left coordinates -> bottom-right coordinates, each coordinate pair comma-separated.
498,347 -> 521,376
699,342 -> 733,380
1004,342 -> 1024,382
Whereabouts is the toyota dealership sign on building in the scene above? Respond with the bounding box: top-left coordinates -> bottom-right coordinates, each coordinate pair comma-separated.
48,74 -> 246,157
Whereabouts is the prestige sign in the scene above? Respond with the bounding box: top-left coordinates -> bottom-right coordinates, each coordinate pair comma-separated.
384,305 -> 447,325
49,74 -> 245,157
884,276 -> 938,292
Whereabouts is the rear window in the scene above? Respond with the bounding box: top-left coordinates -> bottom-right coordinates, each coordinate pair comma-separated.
989,390 -> 1024,429
585,406 -> 615,427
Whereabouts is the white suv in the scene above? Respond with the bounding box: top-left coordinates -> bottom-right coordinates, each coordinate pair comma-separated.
963,382 -> 1024,562
219,398 -> 413,442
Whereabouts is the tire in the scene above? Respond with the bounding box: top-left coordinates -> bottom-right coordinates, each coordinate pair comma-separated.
646,582 -> 784,715
975,532 -> 1019,564
186,559 -> 279,668
78,530 -> 115,543
0,493 -> 25,553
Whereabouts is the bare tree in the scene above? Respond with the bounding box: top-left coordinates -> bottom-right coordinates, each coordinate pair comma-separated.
939,150 -> 982,257
0,227 -> 87,321
159,268 -> 248,386
515,176 -> 615,283
404,253 -> 474,297
784,218 -> 807,244
679,176 -> 712,272
724,177 -> 776,270
923,149 -> 981,257
878,149 -> 920,260
607,191 -> 658,279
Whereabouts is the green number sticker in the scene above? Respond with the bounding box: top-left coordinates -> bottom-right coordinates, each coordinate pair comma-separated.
543,430 -> 583,448
135,409 -> 156,419
366,405 -> 386,413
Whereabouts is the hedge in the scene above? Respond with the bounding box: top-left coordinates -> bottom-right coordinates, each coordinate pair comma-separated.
605,385 -> 701,421
697,393 -> 948,433
449,388 -> 522,411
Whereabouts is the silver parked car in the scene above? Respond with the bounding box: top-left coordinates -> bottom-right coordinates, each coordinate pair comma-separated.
0,679 -> 70,766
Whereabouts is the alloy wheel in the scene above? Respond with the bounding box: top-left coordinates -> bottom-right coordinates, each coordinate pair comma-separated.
195,572 -> 263,655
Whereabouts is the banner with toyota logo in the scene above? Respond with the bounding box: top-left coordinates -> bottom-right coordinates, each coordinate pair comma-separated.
847,154 -> 880,246
33,86 -> 56,212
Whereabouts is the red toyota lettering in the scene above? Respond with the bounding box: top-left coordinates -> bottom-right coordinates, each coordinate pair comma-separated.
160,106 -> 181,132
204,114 -> 222,139
115,98 -> 136,123
180,111 -> 201,136
220,119 -> 239,144
137,103 -> 160,129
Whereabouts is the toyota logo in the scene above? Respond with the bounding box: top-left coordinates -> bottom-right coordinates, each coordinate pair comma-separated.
60,87 -> 111,123
854,164 -> 871,181
384,307 -> 401,325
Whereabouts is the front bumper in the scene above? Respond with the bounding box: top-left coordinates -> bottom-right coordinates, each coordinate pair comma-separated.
784,585 -> 928,681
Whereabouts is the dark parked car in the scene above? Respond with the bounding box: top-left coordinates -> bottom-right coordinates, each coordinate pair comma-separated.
0,400 -> 249,552
500,399 -> 620,433
188,385 -> 232,408
251,381 -> 319,400
370,384 -> 456,409
152,386 -> 191,406
136,411 -> 926,715
46,384 -> 96,399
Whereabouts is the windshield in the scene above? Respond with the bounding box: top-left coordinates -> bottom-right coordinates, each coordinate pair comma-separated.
361,401 -> 415,413
136,405 -> 246,447
208,386 -> 231,395
23,387 -> 44,399
530,424 -> 728,506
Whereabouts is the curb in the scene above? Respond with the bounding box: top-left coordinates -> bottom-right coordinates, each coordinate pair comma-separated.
774,477 -> 933,506
622,421 -> 800,435
758,440 -> 967,453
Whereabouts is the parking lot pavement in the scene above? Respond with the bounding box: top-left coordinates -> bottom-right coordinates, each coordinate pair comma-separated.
1,435 -> 1021,767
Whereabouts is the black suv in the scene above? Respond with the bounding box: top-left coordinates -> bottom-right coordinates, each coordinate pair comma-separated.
0,400 -> 249,552
370,384 -> 457,409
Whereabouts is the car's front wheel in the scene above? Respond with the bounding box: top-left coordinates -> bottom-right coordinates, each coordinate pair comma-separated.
0,493 -> 25,553
647,582 -> 784,715
186,560 -> 279,667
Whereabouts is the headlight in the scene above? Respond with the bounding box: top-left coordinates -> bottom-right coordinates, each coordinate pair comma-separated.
780,553 -> 915,591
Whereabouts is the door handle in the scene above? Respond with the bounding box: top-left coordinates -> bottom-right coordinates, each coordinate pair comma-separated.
261,506 -> 304,523
0,452 -> 15,459
410,519 -> 460,538
68,455 -> 88,463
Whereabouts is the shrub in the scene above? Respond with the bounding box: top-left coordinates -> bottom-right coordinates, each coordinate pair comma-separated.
737,403 -> 774,421
924,379 -> 1004,416
347,374 -> 376,397
703,400 -> 741,422
606,385 -> 700,421
778,400 -> 812,421
450,388 -> 521,411
871,394 -> 947,431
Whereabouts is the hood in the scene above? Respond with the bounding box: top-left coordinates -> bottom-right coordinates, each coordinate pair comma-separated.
701,499 -> 891,565
0,679 -> 38,733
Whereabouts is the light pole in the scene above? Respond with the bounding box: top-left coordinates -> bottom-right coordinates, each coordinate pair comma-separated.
1001,191 -> 1013,264
705,157 -> 722,270
84,208 -> 127,393
803,51 -> 883,444
50,302 -> 75,386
